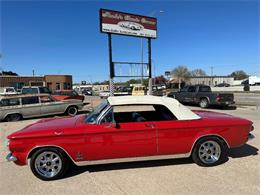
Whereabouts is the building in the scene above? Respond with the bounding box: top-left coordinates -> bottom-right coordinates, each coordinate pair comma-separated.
188,76 -> 234,86
44,75 -> 72,92
0,75 -> 72,92
73,84 -> 109,92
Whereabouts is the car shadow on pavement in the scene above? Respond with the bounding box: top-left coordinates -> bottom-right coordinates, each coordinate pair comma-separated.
62,144 -> 258,180
63,158 -> 193,179
228,144 -> 258,158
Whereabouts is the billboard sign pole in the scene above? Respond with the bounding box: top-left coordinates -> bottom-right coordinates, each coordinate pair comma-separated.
100,9 -> 157,95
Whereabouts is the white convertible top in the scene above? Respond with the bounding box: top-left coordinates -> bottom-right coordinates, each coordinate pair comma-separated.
107,96 -> 201,120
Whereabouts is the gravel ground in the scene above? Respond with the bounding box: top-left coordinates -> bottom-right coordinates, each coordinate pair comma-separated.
0,103 -> 259,195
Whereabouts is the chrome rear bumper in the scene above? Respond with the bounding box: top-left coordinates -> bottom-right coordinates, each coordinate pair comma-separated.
248,133 -> 255,141
6,153 -> 17,162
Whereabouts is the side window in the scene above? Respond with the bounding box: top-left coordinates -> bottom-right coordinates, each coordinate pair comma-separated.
22,96 -> 39,105
153,105 -> 177,121
6,88 -> 15,92
188,86 -> 196,92
113,105 -> 177,123
100,109 -> 114,124
0,98 -> 20,107
40,96 -> 53,103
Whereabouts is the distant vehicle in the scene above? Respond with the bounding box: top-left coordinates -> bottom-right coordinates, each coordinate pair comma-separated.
242,76 -> 260,86
53,90 -> 85,101
81,89 -> 92,96
215,83 -> 230,87
114,86 -> 132,96
167,85 -> 235,108
152,85 -> 165,96
0,94 -> 84,122
21,86 -> 51,94
132,86 -> 146,96
99,91 -> 110,99
0,87 -> 18,96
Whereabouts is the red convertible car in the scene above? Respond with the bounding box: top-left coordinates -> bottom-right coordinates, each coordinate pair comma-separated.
6,96 -> 254,180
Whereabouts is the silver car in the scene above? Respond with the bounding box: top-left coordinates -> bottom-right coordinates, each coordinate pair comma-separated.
0,94 -> 84,122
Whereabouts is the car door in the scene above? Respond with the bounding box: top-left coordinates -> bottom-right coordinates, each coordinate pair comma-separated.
155,120 -> 195,155
21,96 -> 41,117
83,106 -> 157,161
40,95 -> 65,115
186,86 -> 196,103
150,105 -> 195,155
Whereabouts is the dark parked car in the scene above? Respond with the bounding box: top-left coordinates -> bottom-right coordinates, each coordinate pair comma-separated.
167,85 -> 235,108
82,89 -> 92,96
215,83 -> 230,87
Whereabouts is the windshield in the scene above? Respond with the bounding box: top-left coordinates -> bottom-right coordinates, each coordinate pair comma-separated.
85,100 -> 109,124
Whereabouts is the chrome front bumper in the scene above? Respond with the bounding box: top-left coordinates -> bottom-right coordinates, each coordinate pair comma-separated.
248,133 -> 255,141
6,153 -> 17,162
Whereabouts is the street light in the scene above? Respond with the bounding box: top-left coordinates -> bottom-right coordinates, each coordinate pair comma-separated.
141,10 -> 164,85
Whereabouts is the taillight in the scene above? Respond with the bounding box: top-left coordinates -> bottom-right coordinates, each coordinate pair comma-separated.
216,96 -> 220,102
250,125 -> 254,132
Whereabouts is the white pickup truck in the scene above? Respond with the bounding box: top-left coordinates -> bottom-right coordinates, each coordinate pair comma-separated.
0,87 -> 18,96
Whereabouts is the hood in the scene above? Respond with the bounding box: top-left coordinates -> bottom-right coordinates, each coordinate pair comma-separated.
7,115 -> 84,140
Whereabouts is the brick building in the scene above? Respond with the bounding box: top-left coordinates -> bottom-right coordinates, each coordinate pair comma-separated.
0,75 -> 72,92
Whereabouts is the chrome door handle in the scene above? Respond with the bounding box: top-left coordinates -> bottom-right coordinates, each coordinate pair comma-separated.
145,123 -> 155,128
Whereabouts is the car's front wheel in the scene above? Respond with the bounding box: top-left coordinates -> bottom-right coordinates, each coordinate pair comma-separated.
30,148 -> 69,181
192,136 -> 227,166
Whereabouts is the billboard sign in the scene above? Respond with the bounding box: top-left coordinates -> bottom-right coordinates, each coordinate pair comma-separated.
100,9 -> 157,39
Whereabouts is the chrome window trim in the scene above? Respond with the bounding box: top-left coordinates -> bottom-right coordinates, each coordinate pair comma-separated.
96,105 -> 112,124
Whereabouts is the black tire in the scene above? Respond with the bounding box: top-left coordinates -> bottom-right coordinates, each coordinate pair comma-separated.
192,136 -> 227,167
5,114 -> 22,122
30,148 -> 70,181
199,98 -> 209,108
66,106 -> 78,116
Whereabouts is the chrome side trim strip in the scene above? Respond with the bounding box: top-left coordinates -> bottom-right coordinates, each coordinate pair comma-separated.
75,153 -> 190,166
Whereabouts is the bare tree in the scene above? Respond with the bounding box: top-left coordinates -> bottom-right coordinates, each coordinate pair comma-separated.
191,69 -> 207,77
171,66 -> 191,89
229,70 -> 248,80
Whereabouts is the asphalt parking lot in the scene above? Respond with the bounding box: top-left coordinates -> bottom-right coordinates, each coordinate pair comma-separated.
0,104 -> 259,195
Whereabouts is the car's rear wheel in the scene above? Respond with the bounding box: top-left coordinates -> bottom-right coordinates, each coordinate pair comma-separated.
199,98 -> 209,108
5,114 -> 22,122
30,148 -> 69,181
66,106 -> 78,116
192,136 -> 227,166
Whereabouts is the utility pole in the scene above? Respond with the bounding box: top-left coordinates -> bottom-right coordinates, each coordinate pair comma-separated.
210,66 -> 214,76
32,69 -> 35,77
210,66 -> 214,86
141,38 -> 144,85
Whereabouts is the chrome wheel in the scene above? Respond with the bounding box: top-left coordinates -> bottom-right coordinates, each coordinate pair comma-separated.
198,140 -> 221,164
34,151 -> 62,178
199,99 -> 209,108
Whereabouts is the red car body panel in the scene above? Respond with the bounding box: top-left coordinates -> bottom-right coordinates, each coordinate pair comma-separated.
7,111 -> 253,166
